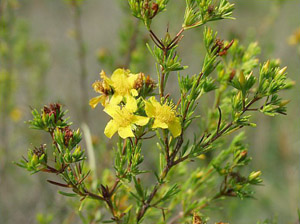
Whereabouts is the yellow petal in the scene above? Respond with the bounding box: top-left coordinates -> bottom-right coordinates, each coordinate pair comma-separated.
100,70 -> 113,85
89,96 -> 104,109
118,126 -> 134,139
99,70 -> 107,79
92,81 -> 102,93
110,94 -> 123,105
168,118 -> 182,137
104,120 -> 118,138
104,104 -> 120,119
133,115 -> 149,126
144,100 -> 156,118
153,119 -> 168,129
128,74 -> 138,86
125,96 -> 137,113
130,89 -> 138,97
111,68 -> 126,83
101,96 -> 109,106
149,96 -> 161,108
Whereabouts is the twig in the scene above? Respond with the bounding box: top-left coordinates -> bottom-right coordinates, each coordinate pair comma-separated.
167,28 -> 184,49
217,107 -> 222,134
136,72 -> 205,221
174,97 -> 262,165
149,29 -> 164,48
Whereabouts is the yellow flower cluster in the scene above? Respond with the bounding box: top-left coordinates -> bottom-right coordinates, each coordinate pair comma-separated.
90,68 -> 181,139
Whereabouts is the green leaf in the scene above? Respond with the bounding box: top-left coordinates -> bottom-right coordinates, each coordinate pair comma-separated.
58,191 -> 78,197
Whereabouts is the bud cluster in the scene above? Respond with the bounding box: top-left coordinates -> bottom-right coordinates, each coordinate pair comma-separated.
211,133 -> 262,199
29,103 -> 69,131
183,0 -> 234,29
16,103 -> 85,176
128,0 -> 169,29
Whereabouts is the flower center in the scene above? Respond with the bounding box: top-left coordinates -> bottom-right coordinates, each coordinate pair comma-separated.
156,104 -> 175,123
114,109 -> 134,127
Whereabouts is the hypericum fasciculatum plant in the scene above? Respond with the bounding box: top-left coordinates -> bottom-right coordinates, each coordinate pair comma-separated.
17,0 -> 294,223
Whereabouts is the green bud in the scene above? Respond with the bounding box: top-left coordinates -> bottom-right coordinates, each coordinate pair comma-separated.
278,66 -> 287,76
262,60 -> 270,73
249,171 -> 262,181
279,100 -> 290,107
236,184 -> 243,190
218,69 -> 225,79
72,146 -> 83,160
164,32 -> 171,45
42,113 -> 47,124
239,71 -> 246,86
233,91 -> 242,110
31,154 -> 39,167
284,80 -> 296,89
235,150 -> 248,164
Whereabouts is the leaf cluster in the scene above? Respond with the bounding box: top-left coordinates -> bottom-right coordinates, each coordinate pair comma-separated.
183,0 -> 234,29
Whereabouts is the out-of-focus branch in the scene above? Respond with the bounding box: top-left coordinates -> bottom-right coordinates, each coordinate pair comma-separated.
124,19 -> 140,68
0,0 -> 15,176
71,0 -> 89,122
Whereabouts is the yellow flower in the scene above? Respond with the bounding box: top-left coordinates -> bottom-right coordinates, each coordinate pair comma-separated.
89,68 -> 139,109
10,108 -> 22,122
89,70 -> 111,108
145,97 -> 181,137
108,68 -> 139,105
104,99 -> 149,139
288,28 -> 300,46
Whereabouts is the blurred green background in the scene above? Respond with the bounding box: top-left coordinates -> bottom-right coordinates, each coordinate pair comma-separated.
0,0 -> 300,223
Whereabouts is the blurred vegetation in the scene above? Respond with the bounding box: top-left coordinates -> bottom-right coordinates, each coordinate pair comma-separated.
0,0 -> 300,223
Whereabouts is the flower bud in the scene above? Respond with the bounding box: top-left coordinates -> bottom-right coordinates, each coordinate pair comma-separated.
145,75 -> 156,89
240,150 -> 247,158
134,73 -> 145,89
73,146 -> 81,156
239,71 -> 246,87
262,60 -> 270,73
279,100 -> 290,107
249,171 -> 262,181
229,69 -> 236,81
31,154 -> 39,167
97,48 -> 108,61
218,69 -> 225,79
164,32 -> 172,45
235,150 -> 248,163
278,66 -> 287,76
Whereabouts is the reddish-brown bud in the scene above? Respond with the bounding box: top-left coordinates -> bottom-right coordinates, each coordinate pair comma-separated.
43,103 -> 61,121
208,5 -> 214,15
134,73 -> 145,90
240,150 -> 248,158
145,75 -> 156,89
33,144 -> 46,158
62,127 -> 73,145
229,69 -> 236,81
151,3 -> 159,17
